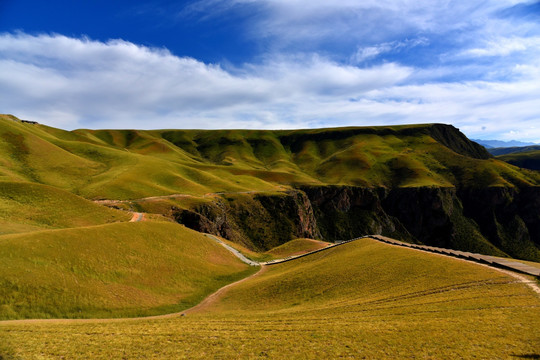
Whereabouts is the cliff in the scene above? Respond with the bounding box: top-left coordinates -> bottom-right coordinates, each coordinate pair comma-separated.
174,185 -> 540,261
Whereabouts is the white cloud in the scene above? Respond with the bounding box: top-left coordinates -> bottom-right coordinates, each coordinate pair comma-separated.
184,0 -> 519,49
353,38 -> 429,63
0,33 -> 410,129
462,36 -> 540,57
1,30 -> 540,142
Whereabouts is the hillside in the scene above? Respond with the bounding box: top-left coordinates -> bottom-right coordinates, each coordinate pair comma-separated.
1,114 -> 540,260
0,221 -> 255,319
2,115 -> 538,198
1,238 -> 538,359
488,145 -> 540,156
497,150 -> 540,171
0,181 -> 130,235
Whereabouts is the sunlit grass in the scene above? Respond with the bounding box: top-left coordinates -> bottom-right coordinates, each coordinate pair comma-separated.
0,221 -> 255,319
2,115 -> 539,202
265,238 -> 330,258
1,238 -> 538,359
0,181 -> 130,235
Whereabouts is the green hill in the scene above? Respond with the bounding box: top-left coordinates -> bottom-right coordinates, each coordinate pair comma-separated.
497,150 -> 540,171
2,115 -> 539,201
0,221 -> 255,319
488,145 -> 540,156
2,114 -> 540,260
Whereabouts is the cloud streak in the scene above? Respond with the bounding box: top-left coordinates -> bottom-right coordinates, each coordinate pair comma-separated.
1,32 -> 539,142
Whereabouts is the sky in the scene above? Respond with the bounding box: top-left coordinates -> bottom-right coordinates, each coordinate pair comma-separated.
1,1 -> 540,142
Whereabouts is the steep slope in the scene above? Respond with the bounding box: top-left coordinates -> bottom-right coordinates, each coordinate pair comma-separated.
497,150 -> 540,170
2,115 -> 540,260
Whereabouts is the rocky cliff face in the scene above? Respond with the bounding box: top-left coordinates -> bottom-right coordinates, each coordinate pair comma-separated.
302,185 -> 540,261
174,191 -> 321,250
173,186 -> 540,261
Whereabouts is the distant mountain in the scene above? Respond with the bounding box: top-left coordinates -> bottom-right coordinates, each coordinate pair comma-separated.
473,139 -> 538,149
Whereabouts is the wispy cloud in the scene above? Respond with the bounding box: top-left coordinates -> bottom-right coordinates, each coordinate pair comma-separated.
461,36 -> 540,57
353,38 -> 429,63
1,32 -> 540,142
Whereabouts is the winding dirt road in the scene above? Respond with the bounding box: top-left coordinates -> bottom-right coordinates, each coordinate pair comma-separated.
129,212 -> 144,222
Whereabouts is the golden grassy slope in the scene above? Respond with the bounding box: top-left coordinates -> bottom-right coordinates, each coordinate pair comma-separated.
1,239 -> 538,359
265,238 -> 330,258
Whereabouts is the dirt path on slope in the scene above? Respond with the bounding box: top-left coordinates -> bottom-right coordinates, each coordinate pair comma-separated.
129,212 -> 144,222
182,265 -> 267,315
0,266 -> 266,326
93,188 -> 288,206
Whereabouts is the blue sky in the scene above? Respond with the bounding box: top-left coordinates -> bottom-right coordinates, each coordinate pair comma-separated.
1,1 -> 539,141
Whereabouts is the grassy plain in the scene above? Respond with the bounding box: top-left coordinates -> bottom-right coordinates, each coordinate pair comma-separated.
0,222 -> 254,319
1,239 -> 538,359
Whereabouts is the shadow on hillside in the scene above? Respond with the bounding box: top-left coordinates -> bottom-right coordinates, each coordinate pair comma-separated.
513,354 -> 540,359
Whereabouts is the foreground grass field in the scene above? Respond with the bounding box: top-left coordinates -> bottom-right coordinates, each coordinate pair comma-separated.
1,239 -> 538,359
0,222 -> 255,319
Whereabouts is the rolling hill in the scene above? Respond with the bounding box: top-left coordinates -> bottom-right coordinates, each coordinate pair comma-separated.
1,114 -> 540,358
2,114 -> 539,198
0,181 -> 130,235
488,145 -> 540,156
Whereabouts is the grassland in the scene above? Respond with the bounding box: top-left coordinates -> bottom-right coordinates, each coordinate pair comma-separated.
1,238 -> 538,359
0,222 -> 255,319
1,115 -> 540,358
498,150 -> 540,171
265,238 -> 330,257
215,237 -> 331,262
0,181 -> 130,235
